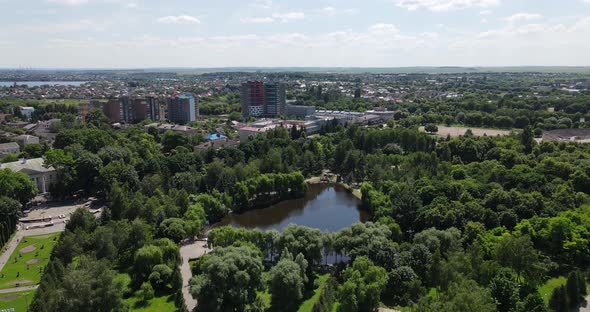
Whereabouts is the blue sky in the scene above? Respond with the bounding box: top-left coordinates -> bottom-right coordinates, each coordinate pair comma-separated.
0,0 -> 589,68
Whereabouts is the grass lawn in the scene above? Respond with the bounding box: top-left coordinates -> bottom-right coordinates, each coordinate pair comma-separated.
0,233 -> 60,290
539,276 -> 566,304
0,289 -> 35,311
117,273 -> 177,312
124,292 -> 176,312
298,274 -> 330,312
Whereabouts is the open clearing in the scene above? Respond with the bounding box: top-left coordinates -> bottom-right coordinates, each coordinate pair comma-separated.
0,233 -> 59,290
420,125 -> 512,137
0,289 -> 35,311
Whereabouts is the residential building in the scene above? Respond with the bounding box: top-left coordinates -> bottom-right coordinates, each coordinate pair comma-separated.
264,82 -> 286,117
241,81 -> 264,118
102,97 -> 162,124
167,93 -> 198,124
19,107 -> 35,120
78,100 -> 102,122
103,99 -> 123,123
0,142 -> 20,155
241,81 -> 286,118
0,158 -> 57,193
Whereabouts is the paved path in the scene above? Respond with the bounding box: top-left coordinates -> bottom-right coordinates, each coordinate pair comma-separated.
0,285 -> 38,294
179,240 -> 211,312
579,296 -> 590,312
0,230 -> 25,274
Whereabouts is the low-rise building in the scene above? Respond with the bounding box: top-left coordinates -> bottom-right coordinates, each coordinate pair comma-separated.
0,158 -> 57,193
194,138 -> 239,152
19,107 -> 35,120
16,135 -> 40,146
0,142 -> 20,155
285,104 -> 316,118
144,123 -> 199,136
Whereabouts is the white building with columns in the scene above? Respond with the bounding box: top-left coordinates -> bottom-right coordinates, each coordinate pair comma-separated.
0,158 -> 57,193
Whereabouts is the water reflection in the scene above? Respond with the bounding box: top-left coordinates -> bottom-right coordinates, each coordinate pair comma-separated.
217,184 -> 368,232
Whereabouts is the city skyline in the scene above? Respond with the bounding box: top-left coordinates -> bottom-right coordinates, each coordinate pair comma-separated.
1,0 -> 590,68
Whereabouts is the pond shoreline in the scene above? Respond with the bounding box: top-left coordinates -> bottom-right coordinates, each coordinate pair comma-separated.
214,184 -> 367,232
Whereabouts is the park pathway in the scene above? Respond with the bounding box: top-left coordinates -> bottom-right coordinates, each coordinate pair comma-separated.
0,285 -> 38,294
0,222 -> 66,297
179,240 -> 211,312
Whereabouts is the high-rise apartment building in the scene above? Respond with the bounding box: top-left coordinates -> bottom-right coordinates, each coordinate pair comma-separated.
263,82 -> 286,117
101,97 -> 162,124
167,93 -> 198,124
241,81 -> 286,118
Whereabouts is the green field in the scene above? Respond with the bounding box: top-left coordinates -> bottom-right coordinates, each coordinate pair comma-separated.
116,273 -> 177,312
125,292 -> 176,312
0,289 -> 35,312
0,234 -> 59,290
539,276 -> 567,304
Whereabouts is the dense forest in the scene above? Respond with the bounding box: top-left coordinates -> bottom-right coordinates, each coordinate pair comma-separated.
13,103 -> 589,311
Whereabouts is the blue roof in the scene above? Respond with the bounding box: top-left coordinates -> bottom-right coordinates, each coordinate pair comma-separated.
206,133 -> 226,141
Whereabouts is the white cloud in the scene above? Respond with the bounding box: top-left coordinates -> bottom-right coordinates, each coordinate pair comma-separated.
393,0 -> 500,12
240,17 -> 274,24
271,12 -> 305,22
369,23 -> 399,34
157,15 -> 200,25
46,0 -> 133,5
504,13 -> 543,23
47,0 -> 89,4
240,12 -> 304,23
249,0 -> 273,9
480,10 -> 492,15
320,6 -> 357,16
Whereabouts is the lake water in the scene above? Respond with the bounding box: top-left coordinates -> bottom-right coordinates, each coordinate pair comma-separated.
217,184 -> 368,232
0,81 -> 88,87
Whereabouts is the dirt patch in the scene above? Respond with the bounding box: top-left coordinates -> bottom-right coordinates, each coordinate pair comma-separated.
19,245 -> 36,254
11,279 -> 33,285
0,294 -> 19,301
420,125 -> 511,137
26,258 -> 40,265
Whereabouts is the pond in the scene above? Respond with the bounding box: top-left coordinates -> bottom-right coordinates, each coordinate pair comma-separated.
217,184 -> 368,232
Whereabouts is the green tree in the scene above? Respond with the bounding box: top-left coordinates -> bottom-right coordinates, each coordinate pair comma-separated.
0,168 -> 37,205
194,193 -> 227,223
190,246 -> 264,312
338,256 -> 388,312
549,285 -> 568,312
425,124 -> 439,134
184,203 -> 206,238
566,271 -> 581,308
134,245 -> 163,283
268,253 -> 306,311
495,235 -> 543,284
489,269 -> 519,312
521,126 -> 535,154
157,218 -> 187,243
139,282 -> 155,302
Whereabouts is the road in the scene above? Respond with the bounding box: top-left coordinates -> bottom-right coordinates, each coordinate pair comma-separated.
179,240 -> 211,312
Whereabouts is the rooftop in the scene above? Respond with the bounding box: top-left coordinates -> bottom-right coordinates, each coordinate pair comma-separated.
0,142 -> 19,149
0,158 -> 55,174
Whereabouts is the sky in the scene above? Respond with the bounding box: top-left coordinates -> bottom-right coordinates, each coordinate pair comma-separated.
0,0 -> 590,68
